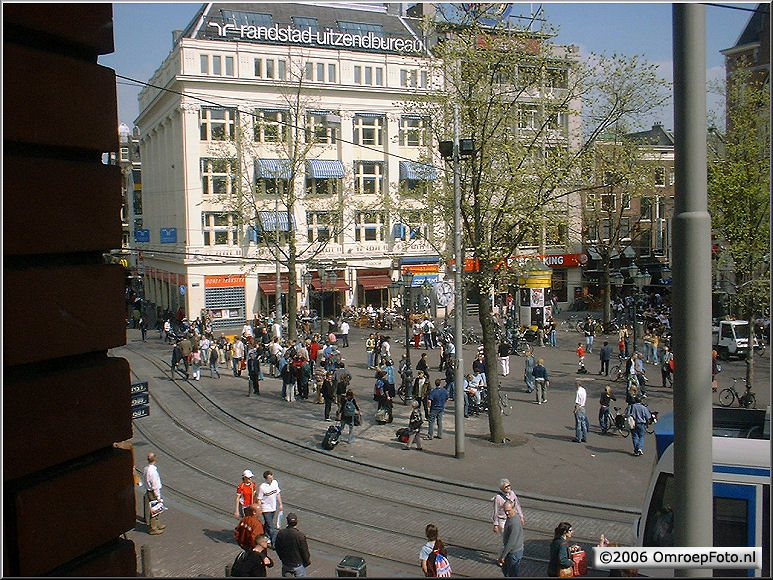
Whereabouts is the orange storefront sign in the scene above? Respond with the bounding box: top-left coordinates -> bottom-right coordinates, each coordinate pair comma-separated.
204,274 -> 246,288
457,253 -> 587,272
401,264 -> 439,274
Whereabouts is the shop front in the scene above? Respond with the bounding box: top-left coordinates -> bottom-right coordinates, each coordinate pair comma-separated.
307,271 -> 350,319
205,274 -> 246,330
399,256 -> 440,316
257,272 -> 304,316
356,269 -> 392,308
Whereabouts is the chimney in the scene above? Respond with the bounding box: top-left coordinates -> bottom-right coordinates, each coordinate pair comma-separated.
385,3 -> 404,16
172,29 -> 183,45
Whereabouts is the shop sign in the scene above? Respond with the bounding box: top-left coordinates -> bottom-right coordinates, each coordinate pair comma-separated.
205,274 -> 246,288
401,264 -> 439,275
160,228 -> 177,243
207,22 -> 426,54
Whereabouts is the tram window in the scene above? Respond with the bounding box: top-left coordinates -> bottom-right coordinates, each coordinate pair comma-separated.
713,496 -> 749,577
643,473 -> 676,547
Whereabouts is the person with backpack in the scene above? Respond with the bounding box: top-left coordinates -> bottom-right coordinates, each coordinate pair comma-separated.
230,533 -> 273,577
419,523 -> 452,577
340,389 -> 361,444
333,362 -> 352,420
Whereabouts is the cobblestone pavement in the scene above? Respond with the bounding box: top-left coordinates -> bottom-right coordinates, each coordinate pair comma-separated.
122,314 -> 769,576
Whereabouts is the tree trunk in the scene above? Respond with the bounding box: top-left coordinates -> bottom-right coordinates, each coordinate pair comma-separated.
602,258 -> 611,328
287,221 -> 298,343
478,276 -> 506,443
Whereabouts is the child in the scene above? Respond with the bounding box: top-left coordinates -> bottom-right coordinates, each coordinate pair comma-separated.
576,343 -> 587,373
618,338 -> 626,360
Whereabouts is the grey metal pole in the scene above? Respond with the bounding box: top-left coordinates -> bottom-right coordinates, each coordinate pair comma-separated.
672,4 -> 714,574
453,104 -> 465,459
275,195 -> 282,324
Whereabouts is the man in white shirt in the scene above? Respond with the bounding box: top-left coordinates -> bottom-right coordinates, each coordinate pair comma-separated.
232,338 -> 245,377
271,320 -> 282,340
573,382 -> 589,443
339,320 -> 350,348
258,470 -> 283,547
143,452 -> 166,534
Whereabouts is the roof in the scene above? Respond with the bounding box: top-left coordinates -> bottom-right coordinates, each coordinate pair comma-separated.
181,2 -> 425,54
626,123 -> 674,147
732,3 -> 769,49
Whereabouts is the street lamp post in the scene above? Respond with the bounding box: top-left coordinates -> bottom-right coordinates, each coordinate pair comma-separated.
303,266 -> 337,334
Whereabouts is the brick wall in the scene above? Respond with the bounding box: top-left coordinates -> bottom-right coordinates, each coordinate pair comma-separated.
3,4 -> 137,575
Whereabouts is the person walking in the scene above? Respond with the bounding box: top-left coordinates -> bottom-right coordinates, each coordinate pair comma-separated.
234,503 -> 264,550
573,381 -> 589,443
139,316 -> 148,342
419,523 -> 450,577
547,522 -> 575,577
341,389 -> 361,443
321,371 -> 336,421
523,349 -> 536,393
191,346 -> 201,380
257,470 -> 283,547
339,319 -> 350,347
366,333 -> 376,369
209,343 -> 221,378
247,349 -> 260,394
426,379 -> 449,439
532,358 -> 549,404
230,533 -> 273,577
498,501 -> 525,577
142,452 -> 166,534
492,478 -> 525,533
599,340 -> 612,376
403,400 -> 424,450
333,362 -> 352,420
661,346 -> 674,388
274,513 -> 311,577
576,343 -> 587,374
232,337 -> 245,377
626,398 -> 653,456
711,349 -> 720,392
583,316 -> 595,354
498,339 -> 511,377
235,469 -> 257,519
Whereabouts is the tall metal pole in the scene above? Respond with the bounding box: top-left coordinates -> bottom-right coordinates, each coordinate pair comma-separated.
672,4 -> 713,573
453,104 -> 465,459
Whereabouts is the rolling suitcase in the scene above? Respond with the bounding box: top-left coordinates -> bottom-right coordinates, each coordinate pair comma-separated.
322,425 -> 342,450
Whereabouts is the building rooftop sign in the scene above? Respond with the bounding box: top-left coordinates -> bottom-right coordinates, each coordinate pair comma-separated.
206,20 -> 426,54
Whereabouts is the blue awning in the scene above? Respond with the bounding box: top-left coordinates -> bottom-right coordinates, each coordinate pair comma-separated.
399,160 -> 438,181
255,211 -> 296,232
255,159 -> 292,179
306,159 -> 345,179
401,256 -> 440,265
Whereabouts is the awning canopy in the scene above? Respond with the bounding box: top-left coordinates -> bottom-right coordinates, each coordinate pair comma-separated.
306,159 -> 345,179
586,248 -> 602,261
258,273 -> 301,295
357,275 -> 393,290
399,160 -> 438,181
256,211 -> 296,232
255,158 -> 292,179
401,256 -> 440,265
310,279 -> 351,292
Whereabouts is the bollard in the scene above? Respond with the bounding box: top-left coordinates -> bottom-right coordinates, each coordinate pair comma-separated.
140,545 -> 152,577
225,564 -> 231,576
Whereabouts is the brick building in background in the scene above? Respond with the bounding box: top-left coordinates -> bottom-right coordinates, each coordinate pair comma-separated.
4,5 -> 137,575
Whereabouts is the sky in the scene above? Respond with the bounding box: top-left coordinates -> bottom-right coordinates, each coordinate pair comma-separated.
99,1 -> 759,129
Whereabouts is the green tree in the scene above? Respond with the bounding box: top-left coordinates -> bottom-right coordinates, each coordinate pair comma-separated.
708,61 -> 770,387
408,8 -> 669,443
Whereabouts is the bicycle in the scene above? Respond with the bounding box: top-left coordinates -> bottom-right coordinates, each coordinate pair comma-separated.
496,391 -> 512,416
610,362 -> 626,382
718,377 -> 757,409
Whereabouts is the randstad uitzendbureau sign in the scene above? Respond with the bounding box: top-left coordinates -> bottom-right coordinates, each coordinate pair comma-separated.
207,23 -> 426,54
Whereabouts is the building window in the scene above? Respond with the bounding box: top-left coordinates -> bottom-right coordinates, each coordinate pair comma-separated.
304,61 -> 337,83
254,109 -> 288,142
601,194 -> 616,212
354,162 -> 384,194
328,63 -> 337,83
586,223 -> 599,243
212,55 -> 222,76
353,115 -> 384,146
397,210 -> 428,241
132,191 -> 143,215
637,227 -> 652,256
399,116 -> 430,147
354,211 -> 386,242
133,218 -> 143,231
307,211 -> 341,243
353,65 -> 383,86
518,104 -> 539,130
293,16 -> 318,30
668,168 -> 675,186
640,197 -> 652,220
200,107 -> 237,141
585,193 -> 597,211
619,217 -> 631,240
654,166 -> 666,187
400,68 -> 420,87
306,112 -> 337,144
546,67 -> 568,89
201,55 -> 236,77
545,220 -> 568,245
202,212 -> 239,246
201,54 -> 209,74
120,147 -> 129,162
306,177 -> 339,196
338,21 -> 384,36
225,56 -> 234,76
602,218 -> 611,241
255,178 -> 290,196
254,58 -> 287,80
518,64 -> 539,88
201,158 -> 236,195
546,106 -> 568,132
621,193 -> 631,210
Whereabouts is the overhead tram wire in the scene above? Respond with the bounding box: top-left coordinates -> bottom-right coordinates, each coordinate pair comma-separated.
702,3 -> 770,15
115,73 -> 449,178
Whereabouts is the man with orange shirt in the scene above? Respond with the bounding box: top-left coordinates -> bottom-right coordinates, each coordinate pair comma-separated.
235,469 -> 257,519
234,504 -> 265,550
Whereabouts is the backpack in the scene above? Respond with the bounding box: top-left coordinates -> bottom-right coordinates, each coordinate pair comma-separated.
343,399 -> 357,418
230,549 -> 250,577
430,546 -> 452,577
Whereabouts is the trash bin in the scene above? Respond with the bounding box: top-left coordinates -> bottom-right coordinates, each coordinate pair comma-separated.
336,555 -> 366,577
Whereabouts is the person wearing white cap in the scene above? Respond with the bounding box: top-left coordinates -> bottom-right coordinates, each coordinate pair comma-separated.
235,469 -> 257,519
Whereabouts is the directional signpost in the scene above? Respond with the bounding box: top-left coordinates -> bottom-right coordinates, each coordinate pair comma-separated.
131,381 -> 150,419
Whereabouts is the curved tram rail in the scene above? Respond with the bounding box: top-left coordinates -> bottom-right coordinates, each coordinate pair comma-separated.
123,345 -> 639,577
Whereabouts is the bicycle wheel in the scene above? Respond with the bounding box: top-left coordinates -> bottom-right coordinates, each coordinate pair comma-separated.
718,388 -> 735,407
513,341 -> 528,356
646,421 -> 656,434
741,392 -> 756,409
499,392 -> 512,416
611,365 -> 622,382
620,424 -> 630,438
461,333 -> 470,345
575,321 -> 585,333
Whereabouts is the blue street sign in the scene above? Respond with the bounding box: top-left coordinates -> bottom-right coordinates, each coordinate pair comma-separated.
160,228 -> 177,243
135,229 -> 150,243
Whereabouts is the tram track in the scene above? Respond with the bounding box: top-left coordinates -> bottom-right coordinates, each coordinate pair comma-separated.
121,344 -> 638,576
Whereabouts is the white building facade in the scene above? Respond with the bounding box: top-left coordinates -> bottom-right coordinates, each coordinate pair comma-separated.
134,2 -> 584,329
